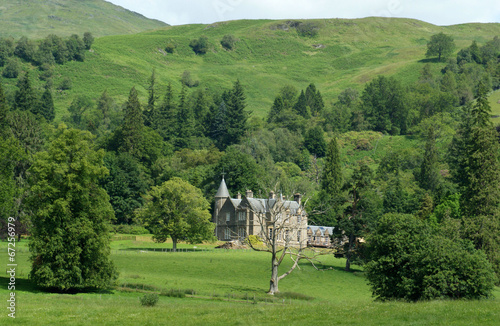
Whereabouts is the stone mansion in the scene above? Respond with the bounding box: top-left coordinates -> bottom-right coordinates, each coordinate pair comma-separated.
213,177 -> 310,247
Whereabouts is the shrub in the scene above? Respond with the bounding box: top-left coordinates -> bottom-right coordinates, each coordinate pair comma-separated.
58,77 -> 72,91
365,214 -> 497,301
140,293 -> 159,307
246,235 -> 263,246
180,70 -> 199,88
165,43 -> 176,54
111,224 -> 150,235
296,22 -> 319,37
189,36 -> 209,55
220,34 -> 237,50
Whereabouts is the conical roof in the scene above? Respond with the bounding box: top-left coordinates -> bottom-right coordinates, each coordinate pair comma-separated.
215,177 -> 230,198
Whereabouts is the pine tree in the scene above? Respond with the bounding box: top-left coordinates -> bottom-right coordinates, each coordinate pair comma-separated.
293,90 -> 310,118
210,100 -> 230,149
418,126 -> 440,194
156,82 -> 176,140
459,81 -> 500,278
143,69 -> 158,127
175,84 -> 195,147
267,96 -> 285,123
305,83 -> 324,116
192,89 -> 209,136
225,80 -> 248,144
120,87 -> 143,158
36,88 -> 55,122
321,137 -> 342,195
14,71 -> 36,112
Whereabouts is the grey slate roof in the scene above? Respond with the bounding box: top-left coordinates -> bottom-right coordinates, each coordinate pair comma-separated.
307,226 -> 334,236
244,198 -> 300,214
215,177 -> 230,198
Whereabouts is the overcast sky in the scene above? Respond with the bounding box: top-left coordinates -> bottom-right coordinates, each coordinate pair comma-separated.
106,0 -> 500,26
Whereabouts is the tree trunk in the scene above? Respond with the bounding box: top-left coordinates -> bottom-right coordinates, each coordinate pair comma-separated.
268,252 -> 279,295
345,233 -> 354,272
172,237 -> 177,252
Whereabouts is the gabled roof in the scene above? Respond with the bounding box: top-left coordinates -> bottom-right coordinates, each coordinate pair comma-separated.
307,226 -> 334,236
215,177 -> 230,198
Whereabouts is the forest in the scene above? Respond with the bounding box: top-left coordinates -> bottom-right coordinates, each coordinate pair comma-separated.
1,31 -> 500,299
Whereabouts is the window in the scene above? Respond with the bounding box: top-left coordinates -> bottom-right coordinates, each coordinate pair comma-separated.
238,228 -> 245,239
224,228 -> 231,240
238,211 -> 246,221
226,212 -> 230,222
268,228 -> 273,239
297,230 -> 301,242
297,215 -> 301,224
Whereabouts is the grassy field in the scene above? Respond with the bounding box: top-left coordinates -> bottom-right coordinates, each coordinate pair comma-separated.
0,0 -> 167,39
1,237 -> 499,325
1,18 -> 499,120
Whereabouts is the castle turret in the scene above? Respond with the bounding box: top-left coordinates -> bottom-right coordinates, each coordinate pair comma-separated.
215,177 -> 230,217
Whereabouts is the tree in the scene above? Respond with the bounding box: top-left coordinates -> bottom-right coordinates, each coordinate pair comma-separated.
225,80 -> 248,145
2,58 -> 20,78
338,162 -> 374,271
14,71 -> 36,112
28,125 -> 117,290
293,90 -> 310,118
143,69 -> 159,128
245,194 -> 323,295
304,126 -> 327,158
66,34 -> 86,61
0,82 -> 9,139
321,138 -> 342,195
35,88 -> 55,122
83,32 -> 94,50
138,177 -> 214,251
426,33 -> 455,62
120,87 -> 144,158
221,34 -> 237,50
365,213 -> 497,301
14,36 -> 36,62
459,82 -> 500,277
189,36 -> 209,55
418,126 -> 440,194
362,75 -> 408,135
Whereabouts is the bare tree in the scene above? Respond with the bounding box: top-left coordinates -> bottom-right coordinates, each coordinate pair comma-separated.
244,193 -> 330,295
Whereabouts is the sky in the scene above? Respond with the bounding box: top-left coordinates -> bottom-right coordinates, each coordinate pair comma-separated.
106,0 -> 500,26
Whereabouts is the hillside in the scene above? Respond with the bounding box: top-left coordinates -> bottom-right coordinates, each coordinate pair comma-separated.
1,17 -> 500,119
0,0 -> 167,39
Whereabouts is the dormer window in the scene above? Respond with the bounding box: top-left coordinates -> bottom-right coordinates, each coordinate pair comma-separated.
226,212 -> 230,222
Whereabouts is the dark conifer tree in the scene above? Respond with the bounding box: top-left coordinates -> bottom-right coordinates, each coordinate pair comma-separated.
459,81 -> 500,278
14,71 -> 36,112
418,126 -> 439,194
293,90 -> 310,118
120,87 -> 143,158
175,84 -> 195,147
224,80 -> 248,145
144,69 -> 159,128
36,88 -> 55,122
210,100 -> 230,150
192,89 -> 210,136
267,96 -> 285,123
321,137 -> 342,195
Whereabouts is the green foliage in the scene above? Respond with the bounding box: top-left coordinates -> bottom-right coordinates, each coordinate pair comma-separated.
140,293 -> 159,307
426,32 -> 455,61
361,75 -> 407,135
180,70 -> 199,88
58,77 -> 73,91
2,57 -> 19,78
28,125 -> 117,290
83,32 -> 94,50
321,137 -> 342,195
138,177 -> 215,250
110,224 -> 150,235
221,34 -> 237,50
189,36 -> 209,55
296,22 -> 319,37
366,213 -> 497,301
165,43 -> 176,54
14,71 -> 36,111
304,126 -> 326,158
35,88 -> 55,122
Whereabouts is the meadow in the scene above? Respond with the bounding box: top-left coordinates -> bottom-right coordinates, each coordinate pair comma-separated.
1,237 -> 499,325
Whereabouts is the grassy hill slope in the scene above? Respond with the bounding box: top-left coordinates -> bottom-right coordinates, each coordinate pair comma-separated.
0,0 -> 167,39
1,17 -> 499,119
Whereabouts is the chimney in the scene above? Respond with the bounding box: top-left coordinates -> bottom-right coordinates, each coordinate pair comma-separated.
269,191 -> 276,199
294,193 -> 302,205
237,192 -> 241,200
246,190 -> 253,198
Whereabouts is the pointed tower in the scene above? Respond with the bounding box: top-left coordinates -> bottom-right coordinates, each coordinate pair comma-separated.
214,177 -> 230,220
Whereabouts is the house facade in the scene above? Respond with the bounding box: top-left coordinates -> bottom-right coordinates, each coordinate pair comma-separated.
213,178 -> 308,247
307,226 -> 334,247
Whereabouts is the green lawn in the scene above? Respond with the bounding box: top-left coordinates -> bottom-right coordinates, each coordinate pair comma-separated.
0,238 -> 499,325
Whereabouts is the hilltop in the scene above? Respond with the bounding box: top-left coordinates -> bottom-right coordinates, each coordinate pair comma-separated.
0,0 -> 167,39
1,17 -> 499,119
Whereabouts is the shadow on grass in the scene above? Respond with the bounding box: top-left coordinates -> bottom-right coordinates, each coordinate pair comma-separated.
121,248 -> 216,252
418,57 -> 443,63
0,276 -> 114,295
